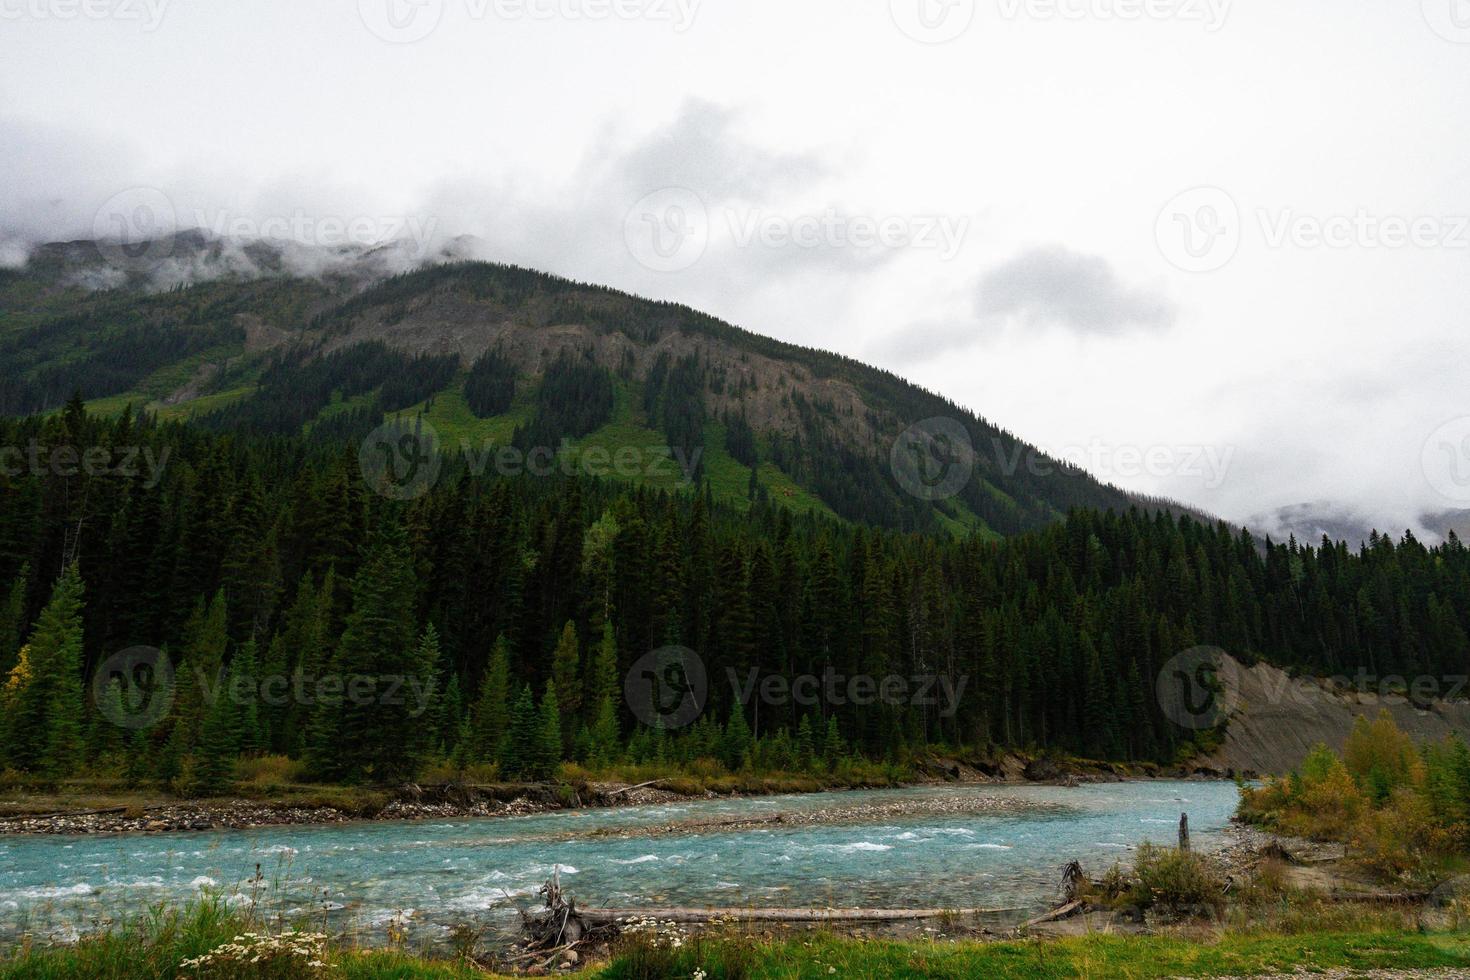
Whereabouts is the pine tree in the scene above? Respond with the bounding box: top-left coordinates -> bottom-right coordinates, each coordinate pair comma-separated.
449,715 -> 474,776
473,635 -> 511,764
315,520 -> 419,783
230,638 -> 264,756
436,673 -> 464,756
822,715 -> 844,767
7,565 -> 85,776
0,563 -> 28,679
166,592 -> 229,763
503,684 -> 538,780
550,621 -> 581,746
191,671 -> 240,797
400,623 -> 444,778
585,622 -> 621,764
589,698 -> 621,767
795,714 -> 816,771
86,677 -> 126,763
533,680 -> 564,781
721,703 -> 752,771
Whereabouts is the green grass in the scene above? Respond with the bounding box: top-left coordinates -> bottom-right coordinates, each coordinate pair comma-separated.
605,929 -> 1470,979
384,377 -> 535,449
79,347 -> 256,420
755,462 -> 837,520
154,385 -> 256,422
80,391 -> 151,417
0,899 -> 488,979
7,901 -> 1470,980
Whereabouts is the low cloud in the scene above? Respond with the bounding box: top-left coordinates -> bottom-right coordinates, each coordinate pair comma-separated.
976,245 -> 1175,337
872,245 -> 1176,366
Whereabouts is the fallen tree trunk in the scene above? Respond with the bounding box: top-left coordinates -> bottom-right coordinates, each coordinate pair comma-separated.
1020,900 -> 1084,929
604,779 -> 668,798
576,910 -> 1023,922
1324,890 -> 1430,904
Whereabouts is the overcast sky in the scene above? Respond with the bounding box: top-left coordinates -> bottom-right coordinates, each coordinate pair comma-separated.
3,0 -> 1470,538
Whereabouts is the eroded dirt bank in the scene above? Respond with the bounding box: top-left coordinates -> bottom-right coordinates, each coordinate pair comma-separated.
1199,654 -> 1470,777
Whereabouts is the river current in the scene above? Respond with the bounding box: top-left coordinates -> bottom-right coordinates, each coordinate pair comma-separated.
0,780 -> 1240,944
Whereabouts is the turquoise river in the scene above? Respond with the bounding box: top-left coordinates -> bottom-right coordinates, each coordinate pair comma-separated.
0,780 -> 1240,945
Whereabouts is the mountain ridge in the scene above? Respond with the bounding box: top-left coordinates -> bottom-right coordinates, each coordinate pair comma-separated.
0,233 -> 1207,536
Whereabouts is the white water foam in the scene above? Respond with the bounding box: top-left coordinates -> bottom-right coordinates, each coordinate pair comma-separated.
7,883 -> 95,900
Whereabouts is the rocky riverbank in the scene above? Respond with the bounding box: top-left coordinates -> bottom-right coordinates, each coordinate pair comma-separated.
0,780 -> 683,836
0,762 -> 1231,837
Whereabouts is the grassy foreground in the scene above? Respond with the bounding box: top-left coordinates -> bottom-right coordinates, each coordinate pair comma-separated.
3,901 -> 1470,980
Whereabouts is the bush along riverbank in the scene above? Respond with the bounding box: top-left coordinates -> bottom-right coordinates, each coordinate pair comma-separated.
1238,710 -> 1470,887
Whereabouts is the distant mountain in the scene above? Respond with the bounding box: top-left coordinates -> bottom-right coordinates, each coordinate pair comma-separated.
0,234 -> 1196,535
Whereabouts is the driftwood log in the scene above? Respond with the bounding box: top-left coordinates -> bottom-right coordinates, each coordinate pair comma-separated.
0,806 -> 131,821
579,905 -> 1020,924
1020,900 -> 1084,929
604,779 -> 668,798
1061,861 -> 1085,903
517,867 -> 602,950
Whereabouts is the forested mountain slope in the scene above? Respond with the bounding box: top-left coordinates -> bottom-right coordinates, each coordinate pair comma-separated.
0,402 -> 1466,785
0,234 -> 1181,536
